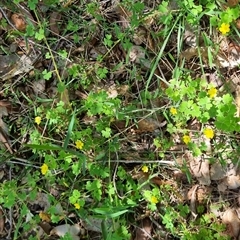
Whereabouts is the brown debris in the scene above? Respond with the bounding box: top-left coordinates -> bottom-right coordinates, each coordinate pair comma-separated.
134,218 -> 152,240
10,13 -> 26,31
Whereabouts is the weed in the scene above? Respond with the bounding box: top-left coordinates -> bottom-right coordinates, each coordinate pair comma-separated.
0,0 -> 239,239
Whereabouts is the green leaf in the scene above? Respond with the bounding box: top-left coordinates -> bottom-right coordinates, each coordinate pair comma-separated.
101,127 -> 111,138
69,189 -> 80,204
92,207 -> 130,218
158,1 -> 169,13
63,110 -> 75,150
26,144 -> 62,151
28,0 -> 38,10
35,28 -> 45,40
26,24 -> 35,37
42,69 -> 52,80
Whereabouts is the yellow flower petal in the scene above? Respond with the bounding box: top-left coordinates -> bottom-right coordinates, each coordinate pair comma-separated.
74,203 -> 80,209
142,166 -> 149,173
41,163 -> 48,175
183,135 -> 191,144
75,140 -> 84,150
170,107 -> 177,115
35,116 -> 41,125
39,211 -> 51,222
203,128 -> 214,139
219,23 -> 230,35
150,196 -> 158,204
207,87 -> 217,99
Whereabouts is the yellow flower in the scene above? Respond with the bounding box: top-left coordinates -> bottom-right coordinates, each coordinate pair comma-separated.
183,135 -> 191,144
203,128 -> 214,139
74,203 -> 80,209
170,107 -> 177,115
35,116 -> 41,125
41,163 -> 48,175
219,23 -> 230,35
75,140 -> 84,150
207,87 -> 217,99
150,196 -> 158,204
142,165 -> 149,173
39,211 -> 51,222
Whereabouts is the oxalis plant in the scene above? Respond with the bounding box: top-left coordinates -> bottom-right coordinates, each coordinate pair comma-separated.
0,0 -> 239,239
166,74 -> 240,156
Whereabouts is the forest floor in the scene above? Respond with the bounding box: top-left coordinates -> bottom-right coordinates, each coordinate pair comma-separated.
0,0 -> 240,239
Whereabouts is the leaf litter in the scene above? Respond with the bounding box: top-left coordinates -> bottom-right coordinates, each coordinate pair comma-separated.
1,0 -> 240,239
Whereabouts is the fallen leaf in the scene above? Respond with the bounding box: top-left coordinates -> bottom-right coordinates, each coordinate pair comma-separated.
49,12 -> 62,35
129,46 -> 147,65
222,208 -> 240,237
10,13 -> 26,31
228,0 -> 239,6
226,175 -> 240,189
0,208 -> 5,234
134,218 -> 152,240
39,221 -> 52,235
32,79 -> 46,96
0,170 -> 4,181
133,27 -> 147,45
187,185 -> 198,219
1,54 -> 34,81
210,162 -> 227,180
39,211 -> 51,222
188,152 -> 211,186
60,89 -> 70,106
218,175 -> 240,192
82,217 -> 112,233
187,185 -> 211,204
236,19 -> 240,29
235,85 -> 240,117
0,103 -> 13,154
50,224 -> 81,240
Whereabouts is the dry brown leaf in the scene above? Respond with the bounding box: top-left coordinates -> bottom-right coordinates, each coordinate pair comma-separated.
188,184 -> 198,219
1,54 -> 34,81
0,208 -> 5,234
10,13 -> 26,31
235,19 -> 240,30
32,79 -> 46,96
235,85 -> 240,117
49,12 -> 62,35
39,221 -> 52,235
129,46 -> 146,63
133,27 -> 147,46
222,208 -> 240,238
134,218 -> 152,240
136,119 -> 159,133
115,4 -> 131,29
0,128 -> 13,154
50,224 -> 81,240
83,217 -> 112,233
187,185 -> 211,204
39,211 -> 51,223
60,89 -> 70,106
0,170 -> 4,181
228,0 -> 239,6
111,120 -> 127,130
0,104 -> 13,154
210,162 -> 227,180
218,175 -> 240,192
29,192 -> 50,210
188,153 -> 211,186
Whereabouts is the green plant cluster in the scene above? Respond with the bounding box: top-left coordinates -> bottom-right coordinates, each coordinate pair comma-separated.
167,76 -> 240,132
0,0 -> 238,239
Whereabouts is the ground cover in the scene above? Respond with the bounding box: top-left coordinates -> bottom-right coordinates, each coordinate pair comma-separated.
0,0 -> 240,239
